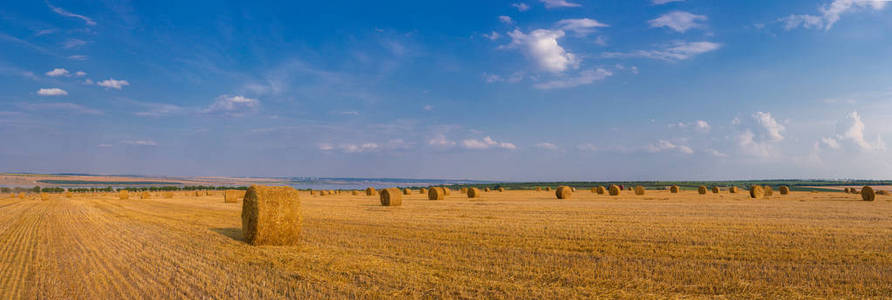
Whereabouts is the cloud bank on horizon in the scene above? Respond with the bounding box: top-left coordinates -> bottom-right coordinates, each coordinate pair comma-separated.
0,0 -> 891,181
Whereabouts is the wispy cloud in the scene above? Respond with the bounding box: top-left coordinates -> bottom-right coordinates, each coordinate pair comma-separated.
47,2 -> 96,26
780,0 -> 887,31
203,95 -> 260,116
121,140 -> 158,146
555,18 -> 609,36
653,0 -> 685,4
535,142 -> 559,150
533,68 -> 612,89
649,11 -> 708,33
499,16 -> 513,24
37,88 -> 68,96
603,41 -> 721,62
461,136 -> 517,150
62,39 -> 86,49
540,0 -> 581,9
45,68 -> 69,77
96,79 -> 130,89
647,140 -> 694,154
512,3 -> 530,11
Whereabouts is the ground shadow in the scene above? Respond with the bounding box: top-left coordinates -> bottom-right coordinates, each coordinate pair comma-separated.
211,227 -> 244,243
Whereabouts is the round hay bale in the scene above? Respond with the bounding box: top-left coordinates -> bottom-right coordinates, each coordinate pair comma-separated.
443,187 -> 451,196
556,186 -> 572,199
596,186 -> 607,195
119,190 -> 129,200
843,187 -> 850,193
861,186 -> 875,201
40,193 -> 49,201
545,187 -> 552,191
764,186 -> 774,197
365,187 -> 377,196
535,187 -> 542,191
697,186 -> 707,195
310,190 -> 316,196
467,188 -> 481,198
484,187 -> 491,192
241,185 -> 301,246
570,187 -> 576,192
498,187 -> 505,192
670,185 -> 680,193
419,188 -> 427,194
65,191 -> 72,198
850,188 -> 859,194
749,185 -> 764,199
711,186 -> 720,194
460,187 -> 468,193
403,188 -> 412,195
428,187 -> 446,200
779,186 -> 790,195
729,186 -> 739,193
608,185 -> 620,196
379,188 -> 402,206
140,191 -> 151,199
634,185 -> 645,196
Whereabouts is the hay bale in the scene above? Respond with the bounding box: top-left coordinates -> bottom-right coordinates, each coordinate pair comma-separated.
365,187 -> 377,196
498,187 -> 505,192
861,186 -> 875,201
403,188 -> 412,195
379,188 -> 402,206
310,190 -> 316,196
711,186 -> 720,194
224,190 -> 245,203
484,187 -> 491,192
843,187 -> 850,193
850,188 -> 859,194
352,190 -> 359,195
18,192 -> 24,199
877,190 -> 889,196
608,185 -> 620,196
779,186 -> 790,195
556,186 -> 572,199
626,186 -> 633,191
241,185 -> 301,246
634,185 -> 645,196
764,186 -> 774,197
443,187 -> 451,196
670,185 -> 680,193
163,191 -> 175,199
119,190 -> 129,200
428,187 -> 446,200
545,187 -> 552,191
140,191 -> 151,199
65,191 -> 72,198
697,186 -> 707,195
40,193 -> 49,201
419,188 -> 427,194
467,188 -> 481,198
729,186 -> 739,193
749,185 -> 764,199
570,187 -> 576,192
535,187 -> 542,191
194,191 -> 202,197
460,187 -> 468,193
596,186 -> 607,195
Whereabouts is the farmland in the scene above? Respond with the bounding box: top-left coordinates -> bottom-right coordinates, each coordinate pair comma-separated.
0,189 -> 890,298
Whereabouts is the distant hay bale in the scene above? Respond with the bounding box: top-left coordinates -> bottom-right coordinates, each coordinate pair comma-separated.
861,186 -> 875,201
596,186 -> 607,195
698,186 -> 707,195
460,187 -> 468,193
352,190 -> 359,195
850,188 -> 859,194
241,185 -> 301,246
484,187 -> 491,192
877,190 -> 889,196
194,191 -> 202,197
749,185 -> 764,199
545,187 -> 552,191
556,186 -> 572,199
40,193 -> 49,201
608,185 -> 620,196
443,187 -> 451,196
626,186 -> 633,191
729,186 -> 739,193
843,187 -> 851,193
535,187 -> 542,191
65,191 -> 72,198
764,186 -> 774,197
18,192 -> 24,199
711,186 -> 720,194
419,188 -> 427,194
634,185 -> 645,195
140,191 -> 151,199
119,190 -> 129,200
379,188 -> 402,206
498,187 -> 505,192
670,185 -> 680,193
403,188 -> 412,195
365,187 -> 377,196
163,191 -> 175,199
310,190 -> 316,196
467,188 -> 481,198
428,187 -> 446,200
779,186 -> 790,195
224,190 -> 245,203
570,187 -> 576,192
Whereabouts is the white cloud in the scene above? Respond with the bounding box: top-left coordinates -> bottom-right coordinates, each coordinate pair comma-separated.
203,95 -> 260,116
47,2 -> 96,26
781,0 -> 888,31
668,120 -> 710,132
653,0 -> 685,4
423,105 -> 433,111
68,55 -> 87,61
821,136 -> 841,149
74,71 -> 86,77
695,120 -> 711,131
555,18 -> 609,36
96,78 -> 130,89
461,136 -> 517,150
737,130 -> 774,158
533,68 -> 612,89
62,39 -> 86,49
648,140 -> 694,154
428,134 -> 456,147
482,31 -> 500,40
753,111 -> 784,141
706,148 -> 728,158
499,16 -> 513,24
45,68 -> 69,77
576,143 -> 598,152
541,0 -> 581,8
831,111 -> 886,151
648,11 -> 708,33
535,142 -> 559,150
513,3 -> 530,11
135,102 -> 184,117
602,41 -> 721,62
506,29 -> 579,73
335,111 -> 360,115
318,143 -> 334,151
122,140 -> 157,146
341,143 -> 379,153
37,88 -> 68,96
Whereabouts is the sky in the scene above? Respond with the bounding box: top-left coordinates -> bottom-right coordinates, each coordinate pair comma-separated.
1,0 -> 891,181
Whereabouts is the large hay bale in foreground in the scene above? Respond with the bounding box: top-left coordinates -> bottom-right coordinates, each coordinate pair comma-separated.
861,186 -> 875,201
224,190 -> 246,203
779,186 -> 790,195
764,186 -> 774,197
729,186 -> 739,193
241,185 -> 301,246
608,185 -> 620,196
428,187 -> 446,200
698,186 -> 707,195
119,190 -> 129,200
365,187 -> 377,196
670,185 -> 680,193
711,186 -> 720,194
467,188 -> 481,198
749,185 -> 764,199
379,188 -> 402,206
556,186 -> 572,199
634,185 -> 645,196
596,186 -> 607,195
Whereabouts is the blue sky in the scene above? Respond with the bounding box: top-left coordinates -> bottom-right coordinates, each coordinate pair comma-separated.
1,0 -> 891,181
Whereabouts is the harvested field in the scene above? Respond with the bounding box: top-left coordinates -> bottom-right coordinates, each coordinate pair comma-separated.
0,190 -> 890,298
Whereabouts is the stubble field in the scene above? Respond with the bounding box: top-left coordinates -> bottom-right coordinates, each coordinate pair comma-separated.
0,189 -> 890,299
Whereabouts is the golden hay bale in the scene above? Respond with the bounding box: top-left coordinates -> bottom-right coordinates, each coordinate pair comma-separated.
428,187 -> 446,200
779,186 -> 790,195
65,191 -> 72,198
749,185 -> 764,199
467,188 -> 481,198
194,191 -> 202,197
224,190 -> 245,203
379,188 -> 402,206
555,186 -> 572,199
670,185 -> 680,193
365,187 -> 377,196
498,187 -> 505,192
850,188 -> 859,194
596,186 -> 607,195
843,187 -> 850,193
729,186 -> 739,193
241,185 -> 301,246
163,191 -> 175,199
443,187 -> 451,196
626,186 -> 633,191
570,187 -> 576,192
119,190 -> 129,200
419,188 -> 427,194
711,186 -> 720,194
18,192 -> 25,199
140,191 -> 151,199
484,187 -> 491,192
634,185 -> 645,196
608,185 -> 620,196
40,193 -> 49,201
764,186 -> 774,197
352,190 -> 359,195
861,186 -> 875,201
310,190 -> 316,196
403,188 -> 412,195
460,187 -> 468,193
545,187 -> 552,191
697,186 -> 707,195
535,187 -> 542,191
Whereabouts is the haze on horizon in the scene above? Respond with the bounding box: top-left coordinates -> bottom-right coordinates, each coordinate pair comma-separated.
1,0 -> 891,181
